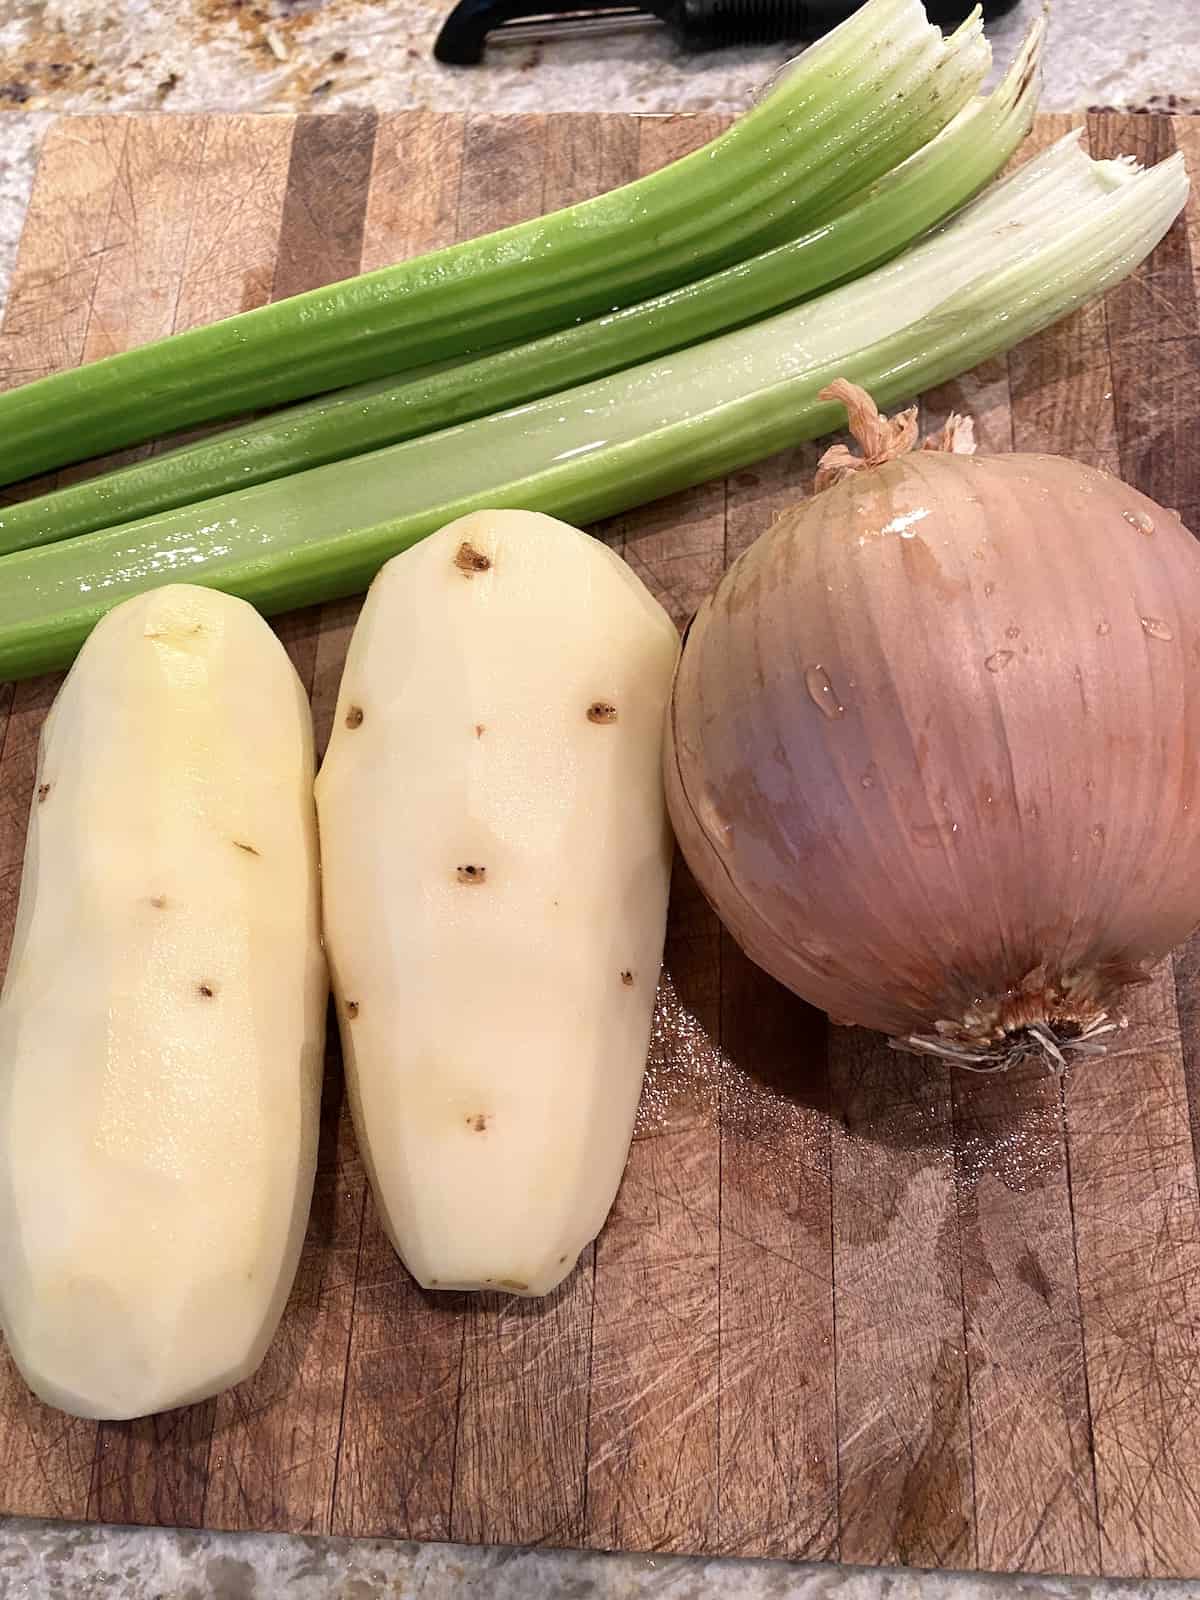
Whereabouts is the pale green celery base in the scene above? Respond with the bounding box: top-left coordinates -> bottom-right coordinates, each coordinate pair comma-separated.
0,138 -> 1186,681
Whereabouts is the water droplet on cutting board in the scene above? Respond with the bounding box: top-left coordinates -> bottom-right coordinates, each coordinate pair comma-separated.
912,819 -> 960,848
985,650 -> 1015,673
805,665 -> 844,720
1140,617 -> 1173,642
636,973 -> 821,1185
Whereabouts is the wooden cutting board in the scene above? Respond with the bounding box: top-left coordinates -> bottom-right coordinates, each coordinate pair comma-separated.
1,106 -> 1199,1580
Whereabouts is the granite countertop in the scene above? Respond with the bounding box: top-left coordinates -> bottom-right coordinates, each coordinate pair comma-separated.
2,1 -> 1200,1595
7,1519 -> 1200,1600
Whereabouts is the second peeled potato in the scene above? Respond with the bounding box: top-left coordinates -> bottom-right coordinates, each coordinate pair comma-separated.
316,510 -> 680,1296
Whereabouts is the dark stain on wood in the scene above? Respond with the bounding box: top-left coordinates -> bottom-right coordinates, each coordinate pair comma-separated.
271,110 -> 377,302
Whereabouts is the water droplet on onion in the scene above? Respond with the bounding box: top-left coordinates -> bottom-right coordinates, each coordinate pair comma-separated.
1006,624 -> 1021,640
1097,620 -> 1111,637
1140,617 -> 1174,642
1123,509 -> 1155,535
985,650 -> 1015,673
696,789 -> 734,849
804,665 -> 844,720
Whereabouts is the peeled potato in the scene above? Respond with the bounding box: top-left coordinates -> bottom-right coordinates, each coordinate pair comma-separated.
0,584 -> 326,1419
316,510 -> 679,1296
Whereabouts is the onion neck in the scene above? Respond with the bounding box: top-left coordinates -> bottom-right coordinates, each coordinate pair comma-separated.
814,377 -> 976,492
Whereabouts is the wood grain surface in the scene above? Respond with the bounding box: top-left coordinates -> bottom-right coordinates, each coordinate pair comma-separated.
1,109 -> 1199,1579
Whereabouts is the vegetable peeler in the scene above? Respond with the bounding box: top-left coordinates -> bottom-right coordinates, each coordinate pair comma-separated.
434,0 -> 1022,66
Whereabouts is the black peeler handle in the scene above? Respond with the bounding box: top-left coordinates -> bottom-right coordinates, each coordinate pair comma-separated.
434,0 -> 1022,66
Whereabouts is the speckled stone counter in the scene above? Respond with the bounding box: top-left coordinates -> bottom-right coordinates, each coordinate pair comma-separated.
5,1519 -> 1200,1599
2,0 -> 1199,117
2,0 -> 1199,1594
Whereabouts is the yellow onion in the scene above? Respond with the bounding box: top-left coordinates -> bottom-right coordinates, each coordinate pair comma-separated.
665,380 -> 1200,1070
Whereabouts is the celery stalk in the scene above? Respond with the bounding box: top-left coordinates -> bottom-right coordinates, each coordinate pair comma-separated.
0,134 -> 1186,682
0,0 -> 989,487
0,20 -> 1043,555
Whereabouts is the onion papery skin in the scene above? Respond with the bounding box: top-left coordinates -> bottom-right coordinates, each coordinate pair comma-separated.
665,451 -> 1200,1056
